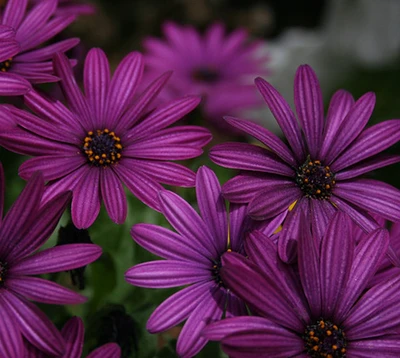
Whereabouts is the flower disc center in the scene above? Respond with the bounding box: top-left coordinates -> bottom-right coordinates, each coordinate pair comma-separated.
303,319 -> 347,358
0,57 -> 12,72
0,261 -> 8,286
192,67 -> 219,83
296,156 -> 335,199
82,129 -> 123,167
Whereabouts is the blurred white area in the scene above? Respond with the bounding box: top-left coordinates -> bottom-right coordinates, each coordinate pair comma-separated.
252,0 -> 400,134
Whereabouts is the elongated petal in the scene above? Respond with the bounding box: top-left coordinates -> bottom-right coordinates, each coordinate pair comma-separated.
196,166 -> 228,253
334,229 -> 389,322
319,89 -> 354,161
0,294 -> 23,358
210,142 -> 294,176
100,169 -> 127,225
147,281 -> 213,333
347,337 -> 400,357
131,224 -> 208,263
0,290 -> 64,356
332,120 -> 400,172
0,39 -> 19,62
294,65 -> 324,158
158,190 -> 219,258
125,260 -> 211,288
177,286 -> 225,357
229,203 -> 251,252
0,72 -> 31,95
124,143 -> 203,160
7,277 -> 86,304
224,116 -> 297,166
61,317 -> 84,358
71,168 -> 101,229
87,343 -> 121,358
0,163 -> 4,223
334,179 -> 400,222
10,244 -> 102,275
255,77 -> 305,162
84,48 -> 110,128
2,0 -> 28,29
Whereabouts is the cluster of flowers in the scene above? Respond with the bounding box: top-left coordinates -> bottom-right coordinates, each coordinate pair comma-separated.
0,0 -> 400,357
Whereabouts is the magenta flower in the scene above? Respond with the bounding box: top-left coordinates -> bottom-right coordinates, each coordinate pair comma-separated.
210,64 -> 400,262
0,48 -> 210,228
0,0 -> 79,94
204,213 -> 400,357
142,22 -> 268,131
0,165 -> 102,357
125,166 -> 259,357
25,317 -> 121,358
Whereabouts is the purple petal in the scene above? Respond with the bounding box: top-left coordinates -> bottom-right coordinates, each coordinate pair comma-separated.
131,224 -> 209,263
319,89 -> 354,161
127,96 -> 200,140
334,229 -> 389,322
176,286 -> 225,358
125,260 -> 211,288
0,25 -> 16,40
334,179 -> 400,222
124,159 -> 196,187
0,39 -> 19,62
10,244 -> 102,275
324,92 -> 376,165
2,0 -> 28,29
332,119 -> 400,172
158,190 -> 220,258
347,337 -> 400,357
115,71 -> 172,132
71,168 -> 101,229
0,72 -> 31,96
7,277 -> 86,305
83,48 -> 110,128
61,317 -> 84,358
114,165 -> 162,211
0,163 -> 4,222
224,116 -> 297,166
53,52 -> 92,129
319,213 -> 354,318
123,142 -> 203,160
0,294 -> 23,358
310,199 -> 336,243
147,281 -> 213,333
255,77 -> 305,162
228,203 -> 251,252
100,169 -> 127,225
294,65 -> 324,158
105,52 -> 143,128
225,292 -> 248,318
87,343 -> 121,358
196,166 -> 228,253
210,142 -> 294,176
0,290 -> 64,356
247,182 -> 301,220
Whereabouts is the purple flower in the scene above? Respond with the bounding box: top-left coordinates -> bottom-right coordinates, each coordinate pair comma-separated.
24,317 -> 121,358
0,0 -> 79,95
142,22 -> 268,131
0,48 -> 211,229
125,166 -> 259,357
210,64 -> 400,262
31,0 -> 96,16
204,212 -> 400,357
0,164 -> 102,357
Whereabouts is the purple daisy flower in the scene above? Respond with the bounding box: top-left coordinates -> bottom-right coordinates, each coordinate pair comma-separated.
0,164 -> 102,357
142,22 -> 268,131
0,0 -> 79,94
210,64 -> 400,262
25,316 -> 121,358
204,212 -> 400,357
0,48 -> 211,229
125,166 -> 269,357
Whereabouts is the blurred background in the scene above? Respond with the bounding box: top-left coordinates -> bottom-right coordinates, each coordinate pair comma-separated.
2,0 -> 400,357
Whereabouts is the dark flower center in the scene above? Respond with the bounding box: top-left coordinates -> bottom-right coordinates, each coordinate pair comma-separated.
82,129 -> 123,167
303,319 -> 347,357
296,156 -> 336,199
0,261 -> 8,286
211,249 -> 232,288
0,57 -> 12,72
192,67 -> 219,83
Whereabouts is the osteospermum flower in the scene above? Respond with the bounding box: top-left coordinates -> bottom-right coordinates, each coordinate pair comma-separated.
142,22 -> 268,130
25,317 -> 121,358
125,166 -> 270,357
210,64 -> 400,262
204,212 -> 400,357
0,0 -> 79,94
0,165 -> 102,357
0,49 -> 211,228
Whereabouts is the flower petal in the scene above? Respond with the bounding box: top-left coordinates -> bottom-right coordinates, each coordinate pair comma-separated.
87,343 -> 121,358
2,0 -> 28,29
61,317 -> 84,358
0,72 -> 31,96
